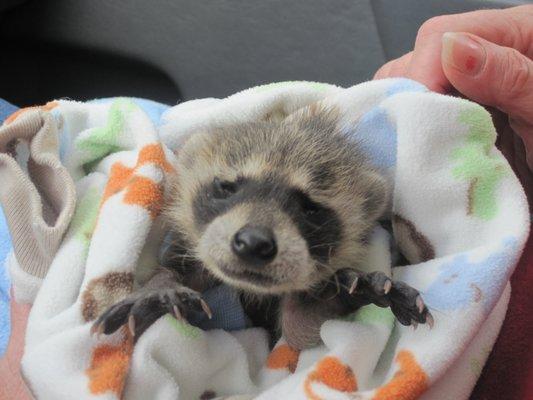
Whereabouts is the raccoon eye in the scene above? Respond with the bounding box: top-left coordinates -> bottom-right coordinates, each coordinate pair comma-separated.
295,190 -> 321,216
213,177 -> 238,199
302,200 -> 320,216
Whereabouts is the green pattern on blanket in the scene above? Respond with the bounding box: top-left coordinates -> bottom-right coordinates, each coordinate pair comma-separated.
451,106 -> 507,220
166,315 -> 202,339
342,304 -> 395,327
70,187 -> 102,246
76,99 -> 137,166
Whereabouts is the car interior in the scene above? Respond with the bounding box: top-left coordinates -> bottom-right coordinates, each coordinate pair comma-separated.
0,0 -> 526,107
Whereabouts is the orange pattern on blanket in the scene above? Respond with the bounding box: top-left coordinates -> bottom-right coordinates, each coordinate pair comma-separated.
266,344 -> 300,373
304,356 -> 357,400
123,176 -> 163,218
138,143 -> 175,173
4,101 -> 59,124
86,335 -> 133,395
83,144 -> 172,394
373,350 -> 428,400
102,163 -> 133,204
100,143 -> 172,218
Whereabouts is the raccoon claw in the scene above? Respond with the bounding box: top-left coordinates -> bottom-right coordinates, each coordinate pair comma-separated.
339,270 -> 393,308
389,281 -> 433,328
172,305 -> 183,321
90,321 -> 104,338
383,279 -> 392,294
91,287 -> 208,340
200,298 -> 213,319
127,314 -> 136,336
416,295 -> 425,314
348,277 -> 359,294
426,313 -> 435,329
338,270 -> 433,328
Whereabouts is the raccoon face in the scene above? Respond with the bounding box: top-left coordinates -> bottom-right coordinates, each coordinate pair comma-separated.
191,174 -> 344,293
165,108 -> 388,294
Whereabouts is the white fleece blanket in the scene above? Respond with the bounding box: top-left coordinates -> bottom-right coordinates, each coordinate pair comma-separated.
1,79 -> 530,400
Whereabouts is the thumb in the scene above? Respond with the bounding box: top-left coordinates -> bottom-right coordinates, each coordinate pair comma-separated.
441,31 -> 533,169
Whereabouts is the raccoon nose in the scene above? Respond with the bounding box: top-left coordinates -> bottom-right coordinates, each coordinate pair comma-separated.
232,226 -> 277,265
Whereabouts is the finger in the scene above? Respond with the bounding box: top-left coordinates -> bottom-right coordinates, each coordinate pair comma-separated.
374,52 -> 413,79
405,5 -> 533,92
388,52 -> 413,77
441,32 -> 533,169
374,60 -> 394,80
441,32 -> 533,118
0,291 -> 32,400
6,291 -> 31,370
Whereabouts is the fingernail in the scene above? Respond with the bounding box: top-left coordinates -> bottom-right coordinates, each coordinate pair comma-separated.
442,32 -> 485,75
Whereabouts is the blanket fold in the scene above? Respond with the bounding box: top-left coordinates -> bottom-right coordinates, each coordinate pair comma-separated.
0,79 -> 529,400
0,108 -> 76,302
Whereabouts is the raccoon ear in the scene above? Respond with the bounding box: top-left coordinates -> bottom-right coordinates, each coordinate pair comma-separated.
284,102 -> 339,126
361,172 -> 389,220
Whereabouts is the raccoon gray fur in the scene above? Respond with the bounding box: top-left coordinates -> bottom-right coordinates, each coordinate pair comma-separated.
92,105 -> 433,350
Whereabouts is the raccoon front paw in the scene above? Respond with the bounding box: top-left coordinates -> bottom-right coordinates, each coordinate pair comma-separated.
90,287 -> 212,339
338,270 -> 434,328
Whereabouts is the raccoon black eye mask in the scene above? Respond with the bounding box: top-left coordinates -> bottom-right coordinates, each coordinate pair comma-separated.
92,106 -> 434,350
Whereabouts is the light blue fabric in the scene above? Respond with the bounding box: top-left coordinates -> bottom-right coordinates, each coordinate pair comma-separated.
0,99 -> 17,356
159,231 -> 249,331
0,222 -> 10,356
348,106 -> 397,170
0,99 -> 17,123
425,237 -> 518,312
192,284 -> 250,331
386,78 -> 427,97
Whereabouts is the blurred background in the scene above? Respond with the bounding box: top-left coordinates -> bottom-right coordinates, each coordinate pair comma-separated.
0,0 -> 528,105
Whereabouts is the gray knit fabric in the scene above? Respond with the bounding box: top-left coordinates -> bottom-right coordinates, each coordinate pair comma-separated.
0,110 -> 76,301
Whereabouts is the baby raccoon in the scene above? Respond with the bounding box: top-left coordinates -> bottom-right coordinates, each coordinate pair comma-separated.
92,105 -> 433,350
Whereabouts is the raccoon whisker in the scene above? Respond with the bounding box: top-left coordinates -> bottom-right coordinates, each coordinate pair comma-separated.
162,248 -> 193,257
308,242 -> 337,250
313,260 -> 337,277
184,251 -> 199,260
306,217 -> 341,233
165,254 -> 197,262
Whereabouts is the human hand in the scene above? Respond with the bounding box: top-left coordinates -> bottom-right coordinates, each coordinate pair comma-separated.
0,290 -> 31,400
374,5 -> 533,183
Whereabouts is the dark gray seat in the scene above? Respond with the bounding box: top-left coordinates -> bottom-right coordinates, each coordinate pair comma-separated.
0,0 -> 528,105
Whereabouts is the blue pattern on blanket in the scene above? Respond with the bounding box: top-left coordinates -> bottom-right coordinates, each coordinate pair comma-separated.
386,78 -> 427,96
424,237 -> 518,311
0,99 -> 17,121
0,99 -> 17,356
347,106 -> 397,170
